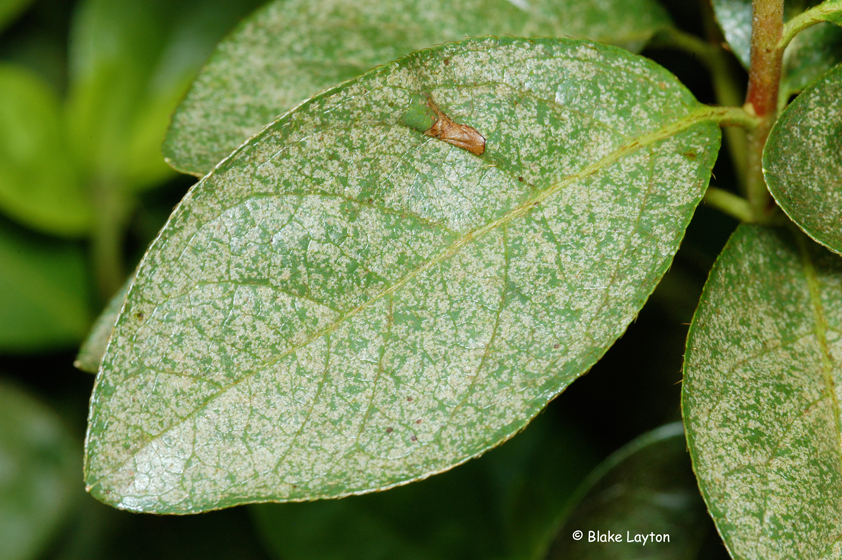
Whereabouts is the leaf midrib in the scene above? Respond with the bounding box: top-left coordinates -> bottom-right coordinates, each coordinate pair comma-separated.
90,105 -> 719,489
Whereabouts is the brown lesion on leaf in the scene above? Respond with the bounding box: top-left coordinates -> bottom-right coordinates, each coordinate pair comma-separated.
424,96 -> 486,156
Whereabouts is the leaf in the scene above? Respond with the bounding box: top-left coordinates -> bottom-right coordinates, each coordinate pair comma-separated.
85,37 -> 721,514
0,0 -> 34,33
544,423 -> 711,559
712,0 -> 834,69
163,0 -> 673,176
75,274 -> 133,374
0,64 -> 92,237
764,64 -> 842,255
782,22 -> 842,98
251,411 -> 597,560
0,379 -> 79,560
65,0 -> 266,190
682,225 -> 842,559
0,221 -> 91,352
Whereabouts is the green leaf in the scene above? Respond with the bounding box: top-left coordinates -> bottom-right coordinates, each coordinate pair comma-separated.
252,411 -> 597,560
544,423 -> 711,559
0,379 -> 79,560
75,274 -> 133,374
764,64 -> 842,255
682,225 -> 842,559
65,0 -> 265,190
0,64 -> 92,237
782,22 -> 842,98
163,0 -> 673,176
0,0 -> 34,33
0,221 -> 91,352
85,37 -> 721,514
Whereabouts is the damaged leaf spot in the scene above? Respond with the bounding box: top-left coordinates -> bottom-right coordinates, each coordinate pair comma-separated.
424,96 -> 486,155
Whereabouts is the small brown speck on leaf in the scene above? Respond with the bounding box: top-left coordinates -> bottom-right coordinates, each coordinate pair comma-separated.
416,419 -> 422,424
406,396 -> 413,402
424,96 -> 486,155
386,427 -> 394,434
410,435 -> 418,442
553,343 -> 560,349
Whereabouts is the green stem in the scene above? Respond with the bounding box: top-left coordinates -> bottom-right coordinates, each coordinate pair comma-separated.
704,187 -> 755,222
91,178 -> 129,301
744,0 -> 784,223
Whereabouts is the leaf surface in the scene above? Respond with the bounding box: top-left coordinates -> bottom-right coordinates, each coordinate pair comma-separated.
75,275 -> 133,373
86,37 -> 720,514
782,22 -> 842,97
764,64 -> 842,255
683,225 -> 842,559
0,222 -> 90,352
163,0 -> 672,176
0,64 -> 91,236
0,380 -> 79,560
545,423 -> 711,559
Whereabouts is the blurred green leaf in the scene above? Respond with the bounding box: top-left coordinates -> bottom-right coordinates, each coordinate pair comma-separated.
65,0 -> 265,190
544,423 -> 710,560
85,37 -> 720,513
0,379 -> 79,560
0,0 -> 33,32
0,64 -> 92,236
782,22 -> 842,97
252,411 -> 597,560
764,64 -> 842,255
75,274 -> 132,373
683,225 -> 842,559
0,221 -> 90,352
164,0 -> 673,175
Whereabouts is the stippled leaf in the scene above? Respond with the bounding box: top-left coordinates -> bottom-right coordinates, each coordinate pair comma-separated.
252,411 -> 597,560
85,37 -> 721,514
163,0 -> 673,176
0,379 -> 79,560
75,275 -> 133,373
545,423 -> 711,559
682,225 -> 842,559
764,64 -> 842,255
0,221 -> 90,352
0,64 -> 91,237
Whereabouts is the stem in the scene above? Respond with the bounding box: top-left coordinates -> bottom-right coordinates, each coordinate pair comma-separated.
744,0 -> 784,222
91,177 -> 129,301
704,187 -> 755,223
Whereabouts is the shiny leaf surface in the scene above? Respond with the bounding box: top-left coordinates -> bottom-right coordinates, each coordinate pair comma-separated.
683,225 -> 842,559
163,0 -> 672,176
86,37 -> 720,514
764,64 -> 842,255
